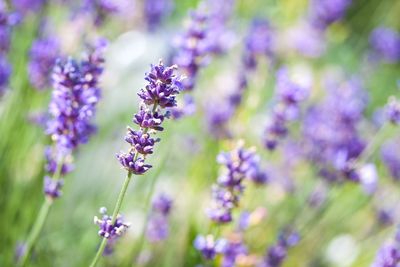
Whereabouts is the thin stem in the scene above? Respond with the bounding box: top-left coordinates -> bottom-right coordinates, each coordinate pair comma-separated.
17,157 -> 64,267
18,198 -> 53,267
89,172 -> 133,267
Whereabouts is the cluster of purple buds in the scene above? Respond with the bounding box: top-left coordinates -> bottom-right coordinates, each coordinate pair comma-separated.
303,78 -> 367,183
371,226 -> 400,267
308,0 -> 352,30
144,0 -> 173,32
194,234 -> 226,260
264,68 -> 309,150
94,207 -> 130,253
208,142 -> 265,224
369,27 -> 400,64
28,37 -> 60,90
82,0 -> 118,26
43,40 -> 106,199
259,229 -> 300,267
385,96 -> 400,125
0,3 -> 19,95
146,193 -> 173,243
117,60 -> 183,175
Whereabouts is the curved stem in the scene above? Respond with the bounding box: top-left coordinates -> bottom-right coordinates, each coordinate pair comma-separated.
89,172 -> 133,267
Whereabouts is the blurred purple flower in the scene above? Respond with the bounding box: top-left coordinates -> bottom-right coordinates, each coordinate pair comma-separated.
173,9 -> 210,91
309,0 -> 352,29
259,229 -> 300,267
303,78 -> 367,183
221,239 -> 247,267
194,235 -> 226,260
28,37 -> 60,90
381,139 -> 400,181
12,0 -> 44,14
82,0 -> 118,26
146,193 -> 173,243
144,0 -> 173,32
0,55 -> 11,95
43,176 -> 64,199
370,27 -> 400,63
264,68 -> 309,150
385,96 -> 400,125
244,19 -> 275,69
371,227 -> 400,267
152,193 -> 172,216
208,142 -> 262,224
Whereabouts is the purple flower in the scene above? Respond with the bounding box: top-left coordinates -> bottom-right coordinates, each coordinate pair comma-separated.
204,0 -> 235,55
117,152 -> 152,175
221,239 -> 247,267
208,142 -> 262,224
146,193 -> 173,243
370,27 -> 400,63
43,176 -> 64,199
309,0 -> 352,29
118,60 -> 182,175
94,207 -> 130,239
173,9 -> 210,91
194,235 -> 226,260
124,129 -> 158,155
381,139 -> 400,181
43,41 -> 105,199
138,63 -> 182,108
1,6 -> 19,53
151,193 -> 172,216
44,147 -> 74,176
371,227 -> 400,267
0,55 -> 11,95
144,0 -> 173,32
133,106 -> 166,131
146,214 -> 169,243
376,209 -> 395,227
385,96 -> 400,125
244,19 -> 275,69
303,78 -> 367,182
28,37 -> 60,90
264,68 -> 309,150
12,0 -> 44,14
82,0 -> 118,26
259,229 -> 300,267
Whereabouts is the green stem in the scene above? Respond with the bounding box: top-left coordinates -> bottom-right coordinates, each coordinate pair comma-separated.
18,198 -> 53,267
18,157 -> 64,266
89,172 -> 133,267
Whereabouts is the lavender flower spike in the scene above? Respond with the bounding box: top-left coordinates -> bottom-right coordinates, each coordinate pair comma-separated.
18,41 -> 106,267
208,141 -> 262,224
90,60 -> 183,266
146,193 -> 173,243
28,37 -> 60,90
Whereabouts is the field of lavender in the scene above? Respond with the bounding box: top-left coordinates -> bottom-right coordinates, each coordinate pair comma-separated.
1,0 -> 400,266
